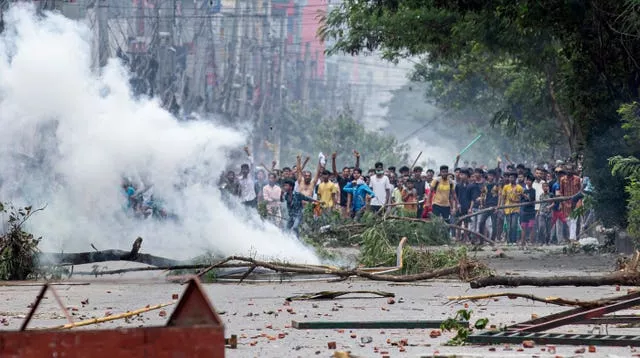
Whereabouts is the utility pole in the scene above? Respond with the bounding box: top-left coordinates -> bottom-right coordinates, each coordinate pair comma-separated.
273,15 -> 286,166
301,42 -> 310,113
97,0 -> 109,68
158,0 -> 176,106
222,0 -> 242,116
238,0 -> 251,120
255,0 -> 271,156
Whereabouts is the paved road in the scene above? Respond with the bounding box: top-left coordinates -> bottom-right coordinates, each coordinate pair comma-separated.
0,248 -> 636,357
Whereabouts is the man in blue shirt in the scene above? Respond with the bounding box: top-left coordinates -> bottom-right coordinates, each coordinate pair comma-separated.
343,169 -> 376,221
282,179 -> 318,237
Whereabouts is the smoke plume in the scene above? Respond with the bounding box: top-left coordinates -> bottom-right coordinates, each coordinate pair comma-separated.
0,5 -> 319,263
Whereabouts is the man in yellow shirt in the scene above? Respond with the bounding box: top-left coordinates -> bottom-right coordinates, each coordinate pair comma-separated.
430,165 -> 458,221
317,170 -> 339,209
499,172 -> 524,244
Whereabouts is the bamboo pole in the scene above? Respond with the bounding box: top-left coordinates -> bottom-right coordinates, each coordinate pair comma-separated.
43,301 -> 177,330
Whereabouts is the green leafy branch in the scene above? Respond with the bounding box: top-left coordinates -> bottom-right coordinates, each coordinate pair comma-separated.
440,309 -> 489,346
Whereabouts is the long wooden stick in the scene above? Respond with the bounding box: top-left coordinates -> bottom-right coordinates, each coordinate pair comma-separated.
44,301 -> 177,330
448,292 -> 609,308
455,192 -> 584,224
410,151 -> 423,171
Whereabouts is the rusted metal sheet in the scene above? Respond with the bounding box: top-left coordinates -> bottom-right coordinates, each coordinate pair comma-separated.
467,291 -> 640,347
1,277 -> 226,358
511,291 -> 640,333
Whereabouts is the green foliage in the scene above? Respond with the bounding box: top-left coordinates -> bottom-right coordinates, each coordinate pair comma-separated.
625,178 -> 640,239
610,153 -> 640,238
609,100 -> 640,233
0,204 -> 42,280
356,224 -> 490,276
610,155 -> 640,178
440,309 -> 489,346
279,104 -> 409,169
301,209 -> 451,249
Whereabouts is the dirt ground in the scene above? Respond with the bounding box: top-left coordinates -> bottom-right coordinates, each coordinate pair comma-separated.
1,245 -> 638,357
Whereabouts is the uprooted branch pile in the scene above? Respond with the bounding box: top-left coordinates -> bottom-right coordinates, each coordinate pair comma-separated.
0,203 -> 45,280
300,210 -> 455,247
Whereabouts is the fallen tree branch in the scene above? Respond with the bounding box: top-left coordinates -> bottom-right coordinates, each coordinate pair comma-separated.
68,263 -> 253,276
38,237 -> 204,267
191,255 -> 483,283
448,292 -> 615,308
286,290 -> 395,301
470,272 -> 640,288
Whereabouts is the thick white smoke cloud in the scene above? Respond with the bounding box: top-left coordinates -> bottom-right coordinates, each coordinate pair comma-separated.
0,5 -> 319,263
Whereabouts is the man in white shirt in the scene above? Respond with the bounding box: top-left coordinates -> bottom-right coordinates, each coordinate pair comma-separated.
532,167 -> 545,211
368,162 -> 392,214
238,147 -> 257,207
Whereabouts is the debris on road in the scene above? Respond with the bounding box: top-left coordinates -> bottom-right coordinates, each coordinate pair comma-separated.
292,319 -> 462,330
448,292 -> 624,308
285,290 -> 395,301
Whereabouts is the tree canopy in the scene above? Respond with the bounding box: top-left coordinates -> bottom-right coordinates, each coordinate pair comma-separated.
320,0 -> 640,227
274,103 -> 409,170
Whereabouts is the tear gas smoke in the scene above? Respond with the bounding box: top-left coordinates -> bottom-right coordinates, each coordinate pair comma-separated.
0,5 -> 319,264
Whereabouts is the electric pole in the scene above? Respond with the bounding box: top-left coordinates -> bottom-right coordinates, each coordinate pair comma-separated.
97,0 -> 109,68
274,15 -> 286,166
255,0 -> 271,156
238,0 -> 250,120
301,41 -> 310,113
222,0 -> 242,116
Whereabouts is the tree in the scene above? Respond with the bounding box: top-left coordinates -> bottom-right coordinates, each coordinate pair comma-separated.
275,103 -> 409,169
320,0 -> 640,226
610,102 -> 640,234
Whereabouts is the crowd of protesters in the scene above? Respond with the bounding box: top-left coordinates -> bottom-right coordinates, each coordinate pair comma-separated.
216,147 -> 592,246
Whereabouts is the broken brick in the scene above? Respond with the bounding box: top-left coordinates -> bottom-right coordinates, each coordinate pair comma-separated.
171,294 -> 179,300
522,340 -> 535,348
327,341 -> 336,349
588,345 -> 596,353
387,298 -> 395,305
158,310 -> 167,317
575,347 -> 586,353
